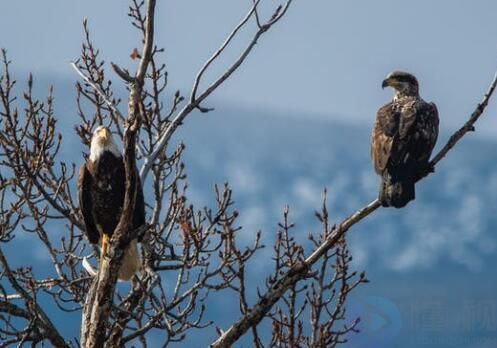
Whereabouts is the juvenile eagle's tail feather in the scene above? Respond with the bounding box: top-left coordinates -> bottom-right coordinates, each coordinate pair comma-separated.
118,239 -> 141,281
379,171 -> 415,208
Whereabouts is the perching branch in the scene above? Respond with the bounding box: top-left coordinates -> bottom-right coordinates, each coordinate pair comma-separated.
80,1 -> 156,347
209,71 -> 497,347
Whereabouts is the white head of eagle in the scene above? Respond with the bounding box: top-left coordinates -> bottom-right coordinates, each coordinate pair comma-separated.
89,126 -> 121,162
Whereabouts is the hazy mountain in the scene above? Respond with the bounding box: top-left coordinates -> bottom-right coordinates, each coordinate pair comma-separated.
4,76 -> 497,347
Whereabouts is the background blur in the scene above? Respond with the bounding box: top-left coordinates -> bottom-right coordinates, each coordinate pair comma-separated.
2,1 -> 497,347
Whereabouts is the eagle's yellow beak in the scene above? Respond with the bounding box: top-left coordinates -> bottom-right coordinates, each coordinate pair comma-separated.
98,127 -> 110,143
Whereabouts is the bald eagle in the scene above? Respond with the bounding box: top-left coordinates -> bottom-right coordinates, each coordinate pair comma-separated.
77,126 -> 145,281
371,71 -> 439,208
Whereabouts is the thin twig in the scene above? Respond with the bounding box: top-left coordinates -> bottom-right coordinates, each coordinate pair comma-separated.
70,62 -> 125,120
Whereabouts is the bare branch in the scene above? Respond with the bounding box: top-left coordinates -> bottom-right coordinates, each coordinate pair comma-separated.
136,0 -> 156,83
0,248 -> 69,348
190,0 -> 261,103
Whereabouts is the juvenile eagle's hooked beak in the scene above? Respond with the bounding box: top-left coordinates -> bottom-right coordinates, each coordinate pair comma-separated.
382,78 -> 391,89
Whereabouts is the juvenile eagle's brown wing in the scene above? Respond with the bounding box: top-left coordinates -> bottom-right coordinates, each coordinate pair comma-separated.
77,163 -> 100,244
406,101 -> 439,164
372,99 -> 439,174
371,102 -> 399,174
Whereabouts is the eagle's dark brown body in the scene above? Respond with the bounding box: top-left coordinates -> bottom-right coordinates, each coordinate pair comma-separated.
372,72 -> 439,208
78,151 -> 145,243
78,151 -> 145,244
77,127 -> 146,281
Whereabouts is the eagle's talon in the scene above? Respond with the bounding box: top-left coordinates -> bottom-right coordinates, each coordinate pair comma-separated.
103,252 -> 112,261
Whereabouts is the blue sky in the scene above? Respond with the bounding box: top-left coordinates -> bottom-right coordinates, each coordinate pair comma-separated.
2,0 -> 497,134
2,1 -> 497,347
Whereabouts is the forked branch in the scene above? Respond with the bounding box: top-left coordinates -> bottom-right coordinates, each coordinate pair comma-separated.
139,0 -> 293,182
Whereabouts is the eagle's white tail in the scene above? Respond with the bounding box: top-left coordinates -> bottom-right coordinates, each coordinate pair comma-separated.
82,240 -> 141,281
82,256 -> 97,277
118,239 -> 141,281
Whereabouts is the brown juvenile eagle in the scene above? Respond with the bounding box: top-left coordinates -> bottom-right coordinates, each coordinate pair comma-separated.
371,71 -> 439,208
78,126 -> 145,280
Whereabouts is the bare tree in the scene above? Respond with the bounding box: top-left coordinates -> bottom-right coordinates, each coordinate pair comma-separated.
0,1 -> 496,347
